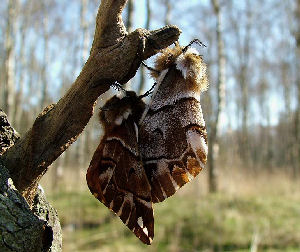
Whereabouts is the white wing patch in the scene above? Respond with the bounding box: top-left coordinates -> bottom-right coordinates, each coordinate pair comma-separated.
134,122 -> 139,142
137,217 -> 149,236
187,129 -> 207,167
137,217 -> 143,228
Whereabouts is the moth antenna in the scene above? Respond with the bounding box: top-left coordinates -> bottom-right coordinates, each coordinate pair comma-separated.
112,81 -> 127,93
139,80 -> 163,125
100,87 -> 137,113
139,82 -> 157,99
142,61 -> 161,75
182,39 -> 206,53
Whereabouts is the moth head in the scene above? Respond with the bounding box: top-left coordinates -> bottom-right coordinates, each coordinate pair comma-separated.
151,42 -> 182,79
99,91 -> 145,129
175,47 -> 209,92
152,41 -> 209,92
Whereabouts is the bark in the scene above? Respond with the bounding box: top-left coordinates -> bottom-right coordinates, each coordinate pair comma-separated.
208,0 -> 226,193
1,0 -> 181,204
0,109 -> 20,155
0,110 -> 62,251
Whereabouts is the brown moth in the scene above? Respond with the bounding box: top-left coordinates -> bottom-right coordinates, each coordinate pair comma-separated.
86,91 -> 154,245
139,42 -> 209,203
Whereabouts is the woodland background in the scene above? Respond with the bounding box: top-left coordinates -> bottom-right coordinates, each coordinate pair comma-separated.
1,0 -> 300,251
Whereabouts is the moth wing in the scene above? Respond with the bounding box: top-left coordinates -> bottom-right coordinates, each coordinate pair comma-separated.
87,119 -> 154,244
139,67 -> 208,203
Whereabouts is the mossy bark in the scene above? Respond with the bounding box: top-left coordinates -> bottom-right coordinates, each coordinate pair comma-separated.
0,109 -> 62,251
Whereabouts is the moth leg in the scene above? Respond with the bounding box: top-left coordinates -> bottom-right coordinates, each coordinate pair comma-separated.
112,81 -> 127,93
141,61 -> 160,75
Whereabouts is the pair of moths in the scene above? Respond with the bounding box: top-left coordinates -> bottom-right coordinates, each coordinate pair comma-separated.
86,42 -> 208,245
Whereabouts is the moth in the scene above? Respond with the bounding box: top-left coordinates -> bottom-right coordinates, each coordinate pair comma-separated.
139,41 -> 209,203
87,40 -> 209,245
86,91 -> 154,245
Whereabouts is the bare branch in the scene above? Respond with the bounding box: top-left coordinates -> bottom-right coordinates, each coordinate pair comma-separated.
91,0 -> 128,52
2,0 -> 181,201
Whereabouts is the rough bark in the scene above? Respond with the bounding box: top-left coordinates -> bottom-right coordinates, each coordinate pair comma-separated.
0,109 -> 19,155
208,0 -> 226,193
0,110 -> 62,252
1,0 -> 180,203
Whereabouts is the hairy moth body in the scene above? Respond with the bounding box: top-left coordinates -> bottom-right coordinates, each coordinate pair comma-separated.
86,91 -> 154,245
139,44 -> 208,203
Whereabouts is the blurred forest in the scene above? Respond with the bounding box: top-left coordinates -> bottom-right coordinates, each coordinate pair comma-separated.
1,0 -> 300,251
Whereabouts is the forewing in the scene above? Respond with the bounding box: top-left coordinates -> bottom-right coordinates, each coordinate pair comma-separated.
139,67 -> 208,203
87,116 -> 154,244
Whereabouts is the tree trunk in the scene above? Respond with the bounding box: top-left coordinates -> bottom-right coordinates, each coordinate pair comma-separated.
0,109 -> 62,251
239,0 -> 252,167
164,0 -> 171,25
3,0 -> 17,120
75,0 -> 90,168
14,17 -> 26,132
138,0 -> 151,94
294,0 -> 300,178
40,1 -> 50,110
208,0 -> 226,193
126,0 -> 134,32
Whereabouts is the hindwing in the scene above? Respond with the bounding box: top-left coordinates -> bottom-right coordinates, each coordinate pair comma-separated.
86,92 -> 154,244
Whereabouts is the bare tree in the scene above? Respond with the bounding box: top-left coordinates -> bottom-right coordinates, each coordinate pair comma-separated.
126,0 -> 134,32
14,1 -> 28,130
163,0 -> 172,25
208,0 -> 226,192
138,0 -> 151,94
226,0 -> 252,166
75,0 -> 90,168
3,0 -> 17,120
39,1 -> 50,110
294,0 -> 300,177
